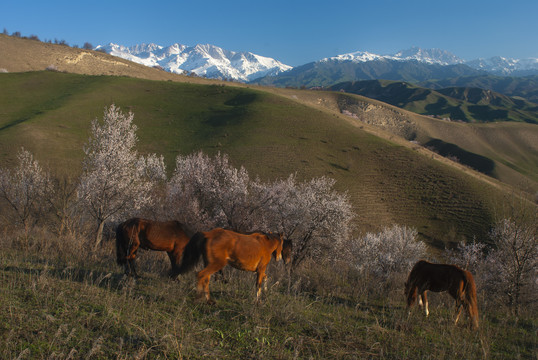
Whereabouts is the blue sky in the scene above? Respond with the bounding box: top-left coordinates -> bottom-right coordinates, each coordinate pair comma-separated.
2,0 -> 537,66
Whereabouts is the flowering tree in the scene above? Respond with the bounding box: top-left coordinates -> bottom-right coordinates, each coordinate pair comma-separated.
167,152 -> 254,231
167,153 -> 354,268
78,104 -> 166,248
351,224 -> 425,280
487,217 -> 537,314
444,239 -> 487,275
0,148 -> 51,238
262,175 -> 354,268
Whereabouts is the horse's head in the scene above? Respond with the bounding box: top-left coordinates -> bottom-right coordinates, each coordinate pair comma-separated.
272,233 -> 284,261
282,239 -> 293,264
271,234 -> 292,264
404,280 -> 417,306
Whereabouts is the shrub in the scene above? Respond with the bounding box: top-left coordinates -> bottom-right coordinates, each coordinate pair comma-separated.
0,148 -> 51,239
485,218 -> 537,314
350,224 -> 425,293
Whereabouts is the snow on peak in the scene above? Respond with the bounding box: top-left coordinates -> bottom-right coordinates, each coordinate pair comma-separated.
325,47 -> 464,65
465,56 -> 538,74
95,42 -> 292,81
391,47 -> 464,65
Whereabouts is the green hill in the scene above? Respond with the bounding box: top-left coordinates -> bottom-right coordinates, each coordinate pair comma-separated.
0,71 -> 519,246
419,75 -> 538,103
329,80 -> 538,123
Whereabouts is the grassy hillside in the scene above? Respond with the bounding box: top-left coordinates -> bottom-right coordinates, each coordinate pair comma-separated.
1,241 -> 535,359
258,86 -> 538,196
0,71 -> 518,245
329,80 -> 538,123
0,32 -> 536,360
0,34 -> 210,84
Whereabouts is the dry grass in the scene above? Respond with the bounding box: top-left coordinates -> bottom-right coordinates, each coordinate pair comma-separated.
0,230 -> 536,359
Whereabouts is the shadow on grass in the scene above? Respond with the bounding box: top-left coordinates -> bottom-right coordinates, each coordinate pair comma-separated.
2,264 -> 129,290
425,138 -> 496,175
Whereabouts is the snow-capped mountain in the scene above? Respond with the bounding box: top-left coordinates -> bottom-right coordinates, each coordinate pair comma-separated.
392,47 -> 464,65
465,56 -> 538,75
95,42 -> 292,82
322,47 -> 465,66
322,47 -> 538,75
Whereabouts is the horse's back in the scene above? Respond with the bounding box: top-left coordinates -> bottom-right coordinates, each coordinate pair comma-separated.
118,218 -> 189,252
203,228 -> 273,271
409,260 -> 467,292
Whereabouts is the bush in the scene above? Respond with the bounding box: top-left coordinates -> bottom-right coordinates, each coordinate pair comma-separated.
486,218 -> 537,314
350,224 -> 425,293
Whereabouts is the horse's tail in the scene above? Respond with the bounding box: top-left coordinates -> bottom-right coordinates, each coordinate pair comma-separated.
177,232 -> 207,274
463,270 -> 479,329
115,223 -> 128,266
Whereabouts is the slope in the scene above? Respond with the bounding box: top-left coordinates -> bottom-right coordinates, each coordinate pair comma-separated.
0,71 -> 522,247
0,34 -> 211,84
273,88 -> 538,195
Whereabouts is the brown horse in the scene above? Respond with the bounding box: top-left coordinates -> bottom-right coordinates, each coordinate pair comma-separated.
116,218 -> 191,278
405,260 -> 479,329
177,228 -> 292,304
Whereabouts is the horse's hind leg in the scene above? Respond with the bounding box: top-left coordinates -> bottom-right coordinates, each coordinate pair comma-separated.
454,300 -> 464,325
128,259 -> 141,278
196,261 -> 226,304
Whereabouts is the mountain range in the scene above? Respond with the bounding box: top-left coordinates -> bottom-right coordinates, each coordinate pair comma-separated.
94,42 -> 292,82
97,43 -> 538,83
321,47 -> 538,75
253,47 -> 538,88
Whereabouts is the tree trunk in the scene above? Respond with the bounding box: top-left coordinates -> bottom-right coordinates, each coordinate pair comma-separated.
94,220 -> 105,250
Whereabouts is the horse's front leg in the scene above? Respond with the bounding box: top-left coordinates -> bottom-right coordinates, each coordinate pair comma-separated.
125,243 -> 140,278
419,291 -> 429,317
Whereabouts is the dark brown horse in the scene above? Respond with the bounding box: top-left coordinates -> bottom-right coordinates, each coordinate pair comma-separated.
177,228 -> 292,304
116,218 -> 191,278
405,260 -> 479,329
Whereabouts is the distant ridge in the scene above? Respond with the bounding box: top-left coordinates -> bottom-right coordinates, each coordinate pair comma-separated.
329,80 -> 538,124
252,47 -> 538,87
95,42 -> 292,82
325,47 -> 465,66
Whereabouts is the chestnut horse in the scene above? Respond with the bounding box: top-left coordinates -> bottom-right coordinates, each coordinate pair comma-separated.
177,228 -> 292,304
405,260 -> 479,329
116,218 -> 191,278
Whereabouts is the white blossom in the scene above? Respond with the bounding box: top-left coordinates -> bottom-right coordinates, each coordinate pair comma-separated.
78,104 -> 166,246
351,224 -> 425,279
0,148 -> 51,231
